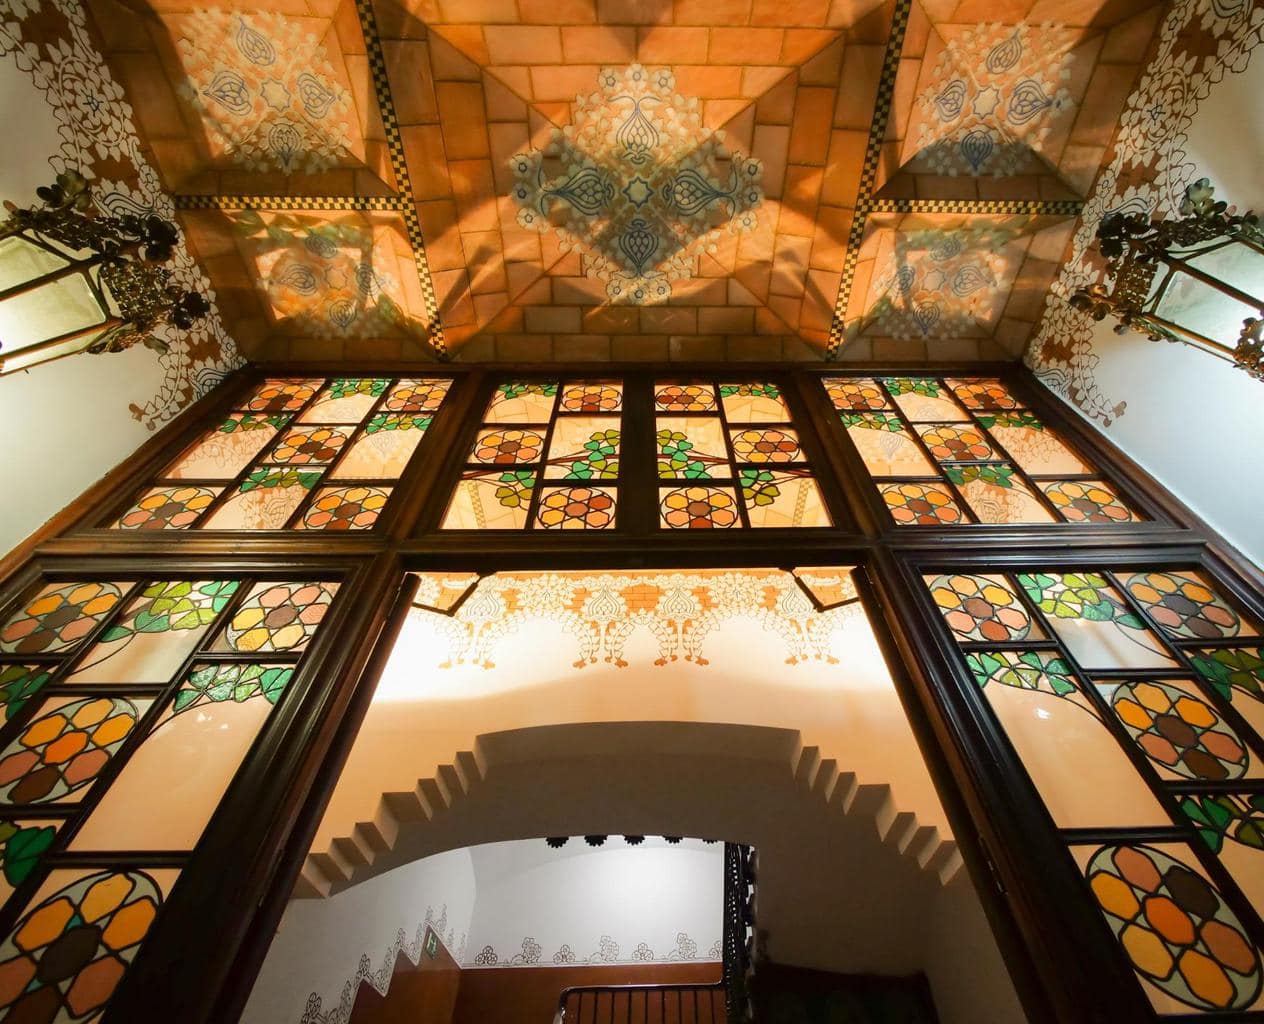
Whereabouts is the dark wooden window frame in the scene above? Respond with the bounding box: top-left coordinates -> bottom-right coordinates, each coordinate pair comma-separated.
0,360 -> 1259,1024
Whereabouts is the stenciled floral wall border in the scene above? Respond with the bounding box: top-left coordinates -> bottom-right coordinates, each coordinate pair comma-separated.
0,0 -> 242,429
1024,0 -> 1263,424
300,903 -> 468,1024
467,931 -> 722,969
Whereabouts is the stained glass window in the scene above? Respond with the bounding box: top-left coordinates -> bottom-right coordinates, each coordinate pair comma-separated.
926,567 -> 1264,1012
443,381 -> 623,530
110,377 -> 452,531
825,376 -> 1142,527
0,573 -> 339,1017
656,381 -> 830,529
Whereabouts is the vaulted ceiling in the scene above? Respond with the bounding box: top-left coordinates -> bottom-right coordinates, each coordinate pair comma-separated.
87,0 -> 1162,363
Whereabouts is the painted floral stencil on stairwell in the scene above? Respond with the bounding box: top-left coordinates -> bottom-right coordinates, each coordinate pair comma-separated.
509,65 -> 763,305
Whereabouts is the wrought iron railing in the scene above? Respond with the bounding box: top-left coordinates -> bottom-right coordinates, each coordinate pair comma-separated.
554,842 -> 755,1024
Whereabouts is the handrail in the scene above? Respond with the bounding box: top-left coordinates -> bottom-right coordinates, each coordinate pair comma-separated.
554,982 -> 726,1024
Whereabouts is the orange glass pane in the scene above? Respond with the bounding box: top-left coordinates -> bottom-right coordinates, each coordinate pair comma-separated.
882,483 -> 965,525
242,379 -> 322,413
729,428 -> 803,464
534,487 -> 616,529
660,487 -> 740,529
1122,571 -> 1258,641
383,378 -> 451,414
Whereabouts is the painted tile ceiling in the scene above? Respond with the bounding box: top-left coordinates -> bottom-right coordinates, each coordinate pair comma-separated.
86,0 -> 1163,363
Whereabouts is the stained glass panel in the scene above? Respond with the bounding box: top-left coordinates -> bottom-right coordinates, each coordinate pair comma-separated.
484,382 -> 558,423
1074,842 -> 1264,1013
730,428 -> 803,464
535,487 -> 617,529
660,487 -> 740,529
0,820 -> 56,905
740,471 -> 830,528
1043,481 -> 1139,523
203,477 -> 314,530
1189,647 -> 1264,738
950,466 -> 1056,524
298,378 -> 389,423
0,666 -> 52,723
0,696 -> 151,804
944,378 -> 1021,410
160,414 -> 286,479
243,379 -> 321,413
542,418 -> 620,480
916,423 -> 998,463
330,416 -> 429,479
883,378 -> 968,421
470,427 -> 546,465
560,382 -> 622,413
926,573 -> 1041,643
1180,793 -> 1264,914
0,867 -> 178,1022
978,412 -> 1091,476
823,377 -> 888,412
656,418 -> 728,479
442,472 -> 533,530
655,383 -> 716,412
214,582 -> 337,654
297,486 -> 391,530
881,483 -> 966,525
384,378 -> 450,414
114,486 -> 218,530
1124,572 -> 1257,641
718,383 -> 789,422
0,584 -> 124,656
841,414 -> 934,476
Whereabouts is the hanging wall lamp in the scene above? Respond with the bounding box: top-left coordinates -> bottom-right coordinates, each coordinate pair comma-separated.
1071,178 -> 1263,382
0,170 -> 209,375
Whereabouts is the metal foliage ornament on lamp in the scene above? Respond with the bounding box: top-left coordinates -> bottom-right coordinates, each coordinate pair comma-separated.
1071,178 -> 1263,382
0,170 -> 209,375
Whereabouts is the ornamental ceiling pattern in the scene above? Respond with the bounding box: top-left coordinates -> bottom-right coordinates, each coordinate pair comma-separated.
76,0 -> 1165,363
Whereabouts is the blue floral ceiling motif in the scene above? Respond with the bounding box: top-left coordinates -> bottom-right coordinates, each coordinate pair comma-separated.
865,225 -> 1021,340
177,8 -> 354,175
509,65 -> 764,305
912,22 -> 1076,178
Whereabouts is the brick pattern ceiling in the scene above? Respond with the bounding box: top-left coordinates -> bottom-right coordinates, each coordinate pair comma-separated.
88,0 -> 1162,363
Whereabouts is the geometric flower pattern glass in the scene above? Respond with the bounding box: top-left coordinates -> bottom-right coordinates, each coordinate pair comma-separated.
656,381 -> 830,528
825,376 -> 1142,527
442,381 -> 623,530
927,566 -> 1264,1012
110,377 -> 451,531
0,573 -> 337,1021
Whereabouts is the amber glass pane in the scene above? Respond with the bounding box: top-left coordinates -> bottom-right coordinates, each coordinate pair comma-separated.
242,379 -> 321,412
730,428 -> 803,464
1073,842 -> 1264,1014
71,664 -> 293,850
484,382 -> 558,423
916,423 -> 998,463
442,472 -> 533,529
823,377 -> 889,412
967,650 -> 1167,827
944,378 -> 1022,410
0,867 -> 179,1021
383,378 -> 451,414
534,487 -> 617,529
1018,573 -> 1177,670
469,427 -> 546,466
331,419 -> 428,478
114,486 -> 219,530
559,382 -> 622,412
543,418 -> 620,480
655,382 -> 716,412
740,471 -> 830,527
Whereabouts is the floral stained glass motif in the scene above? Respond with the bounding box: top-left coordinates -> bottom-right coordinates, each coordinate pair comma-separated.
656,419 -> 728,479
472,428 -> 545,465
1189,647 -> 1264,708
881,483 -> 965,525
1105,680 -> 1253,782
0,666 -> 53,723
443,473 -> 533,530
0,697 -> 146,804
926,574 -> 1037,642
485,382 -> 559,423
298,487 -> 391,530
655,383 -> 716,412
1124,572 -> 1254,641
0,821 -> 56,901
218,582 -> 337,653
113,376 -> 451,530
1083,844 -> 1262,1012
823,376 -> 1141,528
535,488 -> 616,529
660,487 -> 739,529
0,869 -> 168,1022
173,663 -> 293,714
718,383 -> 789,422
560,383 -> 622,413
542,419 -> 620,480
0,584 -> 124,656
115,487 -> 217,530
968,649 -> 1081,701
730,429 -> 802,463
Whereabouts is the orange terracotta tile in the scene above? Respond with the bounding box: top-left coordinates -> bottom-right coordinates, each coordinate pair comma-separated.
401,125 -> 453,201
710,27 -> 785,64
553,277 -> 611,303
584,306 -> 640,333
448,159 -> 499,232
781,28 -> 839,63
562,25 -> 637,61
525,306 -> 582,333
494,334 -> 555,360
801,36 -> 845,85
611,336 -> 671,361
463,231 -> 507,295
114,53 -> 187,140
485,26 -> 562,64
753,307 -> 789,334
704,98 -> 752,130
751,0 -> 830,24
755,73 -> 797,123
489,123 -> 532,192
532,101 -> 573,128
736,261 -> 772,302
832,44 -> 882,128
667,278 -> 727,304
427,33 -> 483,82
767,293 -> 803,328
672,65 -> 744,98
431,268 -> 476,326
374,0 -> 431,39
673,0 -> 750,24
436,0 -> 517,19
777,165 -> 824,237
743,65 -> 793,98
416,199 -> 468,271
483,75 -> 529,122
722,104 -> 756,152
1070,63 -> 1143,147
437,83 -> 490,160
384,41 -> 439,124
429,25 -> 489,68
500,224 -> 544,263
489,66 -> 534,101
452,333 -> 495,360
1100,6 -> 1162,61
531,65 -> 603,101
640,307 -> 698,333
752,124 -> 791,196
636,26 -> 709,62
818,130 -> 865,206
698,306 -> 756,333
506,261 -> 545,300
598,0 -> 674,23
801,268 -> 842,329
810,205 -> 853,269
788,88 -> 835,164
521,0 -> 598,22
670,336 -> 727,360
728,279 -> 762,306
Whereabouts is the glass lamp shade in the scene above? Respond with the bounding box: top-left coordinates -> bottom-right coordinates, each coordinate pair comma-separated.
1150,238 -> 1264,352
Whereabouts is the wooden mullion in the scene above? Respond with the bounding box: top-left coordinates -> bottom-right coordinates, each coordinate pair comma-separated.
712,380 -> 753,530
523,381 -> 563,532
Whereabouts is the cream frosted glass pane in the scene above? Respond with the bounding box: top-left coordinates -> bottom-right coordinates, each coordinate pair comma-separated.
656,417 -> 728,479
718,383 -> 789,422
1155,244 -> 1264,349
982,417 -> 1092,476
0,866 -> 179,1021
968,651 -> 1167,827
955,471 -> 1056,523
1072,841 -> 1264,1014
1019,573 -> 1178,670
298,379 -> 389,423
66,580 -> 239,684
70,665 -> 289,850
1096,678 -> 1260,782
204,481 -> 311,529
0,234 -> 67,290
484,382 -> 558,422
741,472 -> 830,527
0,265 -> 104,353
330,424 -> 425,479
161,415 -> 285,479
842,414 -> 934,476
543,416 -> 620,479
443,473 -> 532,529
1180,792 -> 1264,917
882,380 -> 968,421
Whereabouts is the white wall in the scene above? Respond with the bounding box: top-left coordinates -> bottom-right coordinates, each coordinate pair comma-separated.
464,838 -> 723,968
1029,8 -> 1264,567
242,847 -> 475,1024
